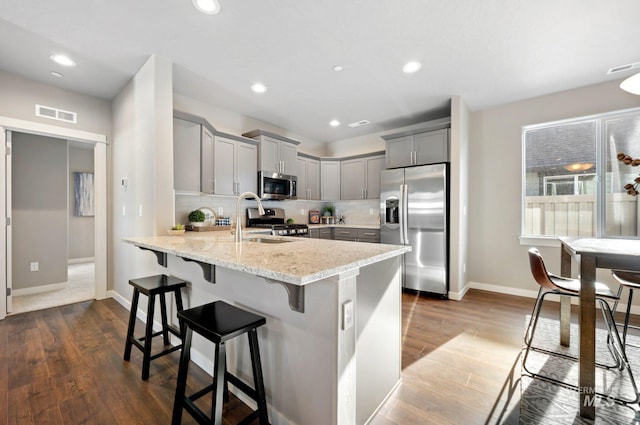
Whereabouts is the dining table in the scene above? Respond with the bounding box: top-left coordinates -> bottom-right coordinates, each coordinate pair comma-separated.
558,236 -> 640,419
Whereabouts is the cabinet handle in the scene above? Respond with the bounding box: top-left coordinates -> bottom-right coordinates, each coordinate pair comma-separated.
363,232 -> 376,236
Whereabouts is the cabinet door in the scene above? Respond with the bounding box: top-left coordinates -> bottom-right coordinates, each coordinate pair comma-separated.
385,135 -> 414,168
214,136 -> 236,195
280,142 -> 298,175
173,118 -> 202,192
319,228 -> 333,239
357,229 -> 380,243
321,161 -> 341,200
307,158 -> 321,200
309,228 -> 320,238
201,127 -> 215,194
365,155 -> 385,199
297,157 -> 308,200
340,158 -> 365,200
414,129 -> 449,165
259,136 -> 280,173
236,142 -> 257,194
334,228 -> 358,241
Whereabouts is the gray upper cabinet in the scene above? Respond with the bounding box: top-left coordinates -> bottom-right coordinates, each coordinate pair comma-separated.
340,159 -> 365,200
213,134 -> 257,195
297,155 -> 321,200
321,160 -> 341,200
340,153 -> 385,200
384,127 -> 450,168
173,117 -> 202,192
243,129 -> 300,175
201,127 -> 214,193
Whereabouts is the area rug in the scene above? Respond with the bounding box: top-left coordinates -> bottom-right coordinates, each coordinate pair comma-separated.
520,316 -> 640,424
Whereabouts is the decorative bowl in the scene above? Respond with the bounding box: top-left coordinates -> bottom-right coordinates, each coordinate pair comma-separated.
168,229 -> 186,236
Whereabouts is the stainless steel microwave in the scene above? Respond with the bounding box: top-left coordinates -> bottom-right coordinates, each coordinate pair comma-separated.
258,171 -> 297,200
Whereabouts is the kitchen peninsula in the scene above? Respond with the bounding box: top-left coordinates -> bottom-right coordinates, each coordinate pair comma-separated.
123,232 -> 410,425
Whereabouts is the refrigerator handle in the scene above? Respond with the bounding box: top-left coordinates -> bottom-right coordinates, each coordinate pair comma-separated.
402,184 -> 409,244
398,185 -> 405,244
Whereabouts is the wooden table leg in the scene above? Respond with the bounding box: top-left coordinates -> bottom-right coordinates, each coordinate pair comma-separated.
579,254 -> 596,419
560,245 -> 572,347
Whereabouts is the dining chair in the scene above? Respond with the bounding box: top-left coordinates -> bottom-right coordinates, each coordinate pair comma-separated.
611,270 -> 640,349
523,248 -> 639,403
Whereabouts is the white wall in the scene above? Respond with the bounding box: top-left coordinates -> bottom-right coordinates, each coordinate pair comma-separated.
111,55 -> 175,302
173,94 -> 327,157
449,96 -> 470,298
468,79 -> 640,294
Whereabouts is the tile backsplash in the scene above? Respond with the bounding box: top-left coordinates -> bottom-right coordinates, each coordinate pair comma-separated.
175,194 -> 380,227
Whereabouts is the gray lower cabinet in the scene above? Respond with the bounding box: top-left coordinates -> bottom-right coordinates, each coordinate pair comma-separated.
333,228 -> 380,243
309,227 -> 333,239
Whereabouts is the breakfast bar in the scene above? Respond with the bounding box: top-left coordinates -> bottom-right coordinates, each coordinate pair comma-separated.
123,233 -> 410,425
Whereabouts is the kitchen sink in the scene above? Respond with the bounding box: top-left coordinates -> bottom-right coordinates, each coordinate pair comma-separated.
244,237 -> 294,244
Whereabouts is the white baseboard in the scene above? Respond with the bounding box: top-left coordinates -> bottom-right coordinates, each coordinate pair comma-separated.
68,257 -> 95,264
13,281 -> 67,296
448,283 -> 471,300
467,280 -> 640,316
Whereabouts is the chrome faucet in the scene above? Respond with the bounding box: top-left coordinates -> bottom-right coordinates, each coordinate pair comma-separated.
235,192 -> 265,242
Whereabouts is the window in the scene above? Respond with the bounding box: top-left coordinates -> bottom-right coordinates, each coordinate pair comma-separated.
523,108 -> 640,239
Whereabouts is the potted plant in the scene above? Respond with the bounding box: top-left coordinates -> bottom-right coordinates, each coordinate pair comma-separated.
168,223 -> 185,236
322,203 -> 335,217
188,209 -> 206,227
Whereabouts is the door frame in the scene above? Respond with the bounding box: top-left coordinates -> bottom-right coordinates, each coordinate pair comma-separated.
0,116 -> 108,320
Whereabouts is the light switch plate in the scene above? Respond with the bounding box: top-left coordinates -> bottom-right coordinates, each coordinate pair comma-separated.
218,207 -> 223,216
342,300 -> 354,330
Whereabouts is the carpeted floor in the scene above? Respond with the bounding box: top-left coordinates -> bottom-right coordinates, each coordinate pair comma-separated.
520,316 -> 640,424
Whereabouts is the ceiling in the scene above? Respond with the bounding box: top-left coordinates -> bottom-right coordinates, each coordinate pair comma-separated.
1,0 -> 640,143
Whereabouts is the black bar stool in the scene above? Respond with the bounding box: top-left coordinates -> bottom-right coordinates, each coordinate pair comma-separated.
123,274 -> 187,380
171,301 -> 269,425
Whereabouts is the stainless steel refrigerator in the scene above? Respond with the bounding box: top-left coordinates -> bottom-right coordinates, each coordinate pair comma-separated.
380,164 -> 448,297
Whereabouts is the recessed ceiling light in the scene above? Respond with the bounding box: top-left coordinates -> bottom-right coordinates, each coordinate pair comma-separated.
192,0 -> 220,14
329,120 -> 340,127
402,61 -> 422,74
251,83 -> 267,93
50,71 -> 63,78
50,54 -> 75,67
333,65 -> 343,72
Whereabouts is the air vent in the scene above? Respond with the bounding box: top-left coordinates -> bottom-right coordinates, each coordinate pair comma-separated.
607,62 -> 640,75
348,120 -> 370,128
35,104 -> 77,123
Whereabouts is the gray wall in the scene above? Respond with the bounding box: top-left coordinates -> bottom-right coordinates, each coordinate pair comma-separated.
12,132 -> 68,289
69,145 -> 95,260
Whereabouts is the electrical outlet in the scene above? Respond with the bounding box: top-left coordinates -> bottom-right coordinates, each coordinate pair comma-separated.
122,205 -> 126,216
300,209 -> 304,215
218,207 -> 223,216
369,208 -> 374,215
30,262 -> 39,272
342,300 -> 354,330
139,205 -> 143,217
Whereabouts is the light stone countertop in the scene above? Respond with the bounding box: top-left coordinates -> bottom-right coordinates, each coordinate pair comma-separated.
123,231 -> 409,286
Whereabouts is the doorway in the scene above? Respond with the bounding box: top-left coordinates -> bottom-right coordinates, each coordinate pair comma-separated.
0,117 -> 107,319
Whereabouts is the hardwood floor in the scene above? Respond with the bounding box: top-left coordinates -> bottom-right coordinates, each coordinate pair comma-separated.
0,289 -> 594,424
